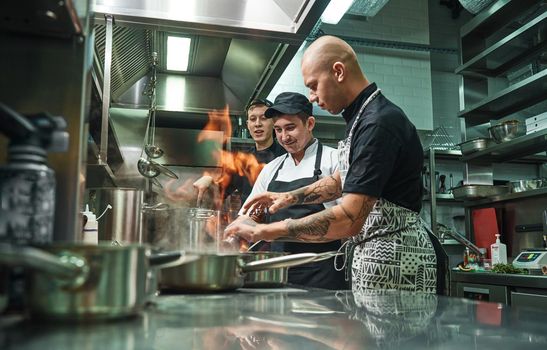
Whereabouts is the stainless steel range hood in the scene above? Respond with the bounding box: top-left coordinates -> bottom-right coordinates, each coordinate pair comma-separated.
92,0 -> 329,115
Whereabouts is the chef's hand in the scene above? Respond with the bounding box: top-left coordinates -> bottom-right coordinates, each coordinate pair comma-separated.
193,175 -> 213,207
224,216 -> 262,243
242,191 -> 296,216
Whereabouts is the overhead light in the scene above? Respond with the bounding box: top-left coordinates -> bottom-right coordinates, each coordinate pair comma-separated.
166,36 -> 191,72
321,0 -> 355,24
348,0 -> 390,17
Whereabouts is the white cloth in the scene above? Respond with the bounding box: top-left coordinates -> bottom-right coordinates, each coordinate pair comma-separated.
240,139 -> 340,215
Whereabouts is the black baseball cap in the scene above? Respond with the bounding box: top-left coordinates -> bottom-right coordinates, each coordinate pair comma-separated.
264,92 -> 313,118
245,98 -> 273,112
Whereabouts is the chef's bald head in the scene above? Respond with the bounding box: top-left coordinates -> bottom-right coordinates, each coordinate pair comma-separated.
302,35 -> 361,75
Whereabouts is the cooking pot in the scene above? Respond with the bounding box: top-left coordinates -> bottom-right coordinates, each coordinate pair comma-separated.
159,251 -> 334,292
86,188 -> 144,244
0,243 -> 195,320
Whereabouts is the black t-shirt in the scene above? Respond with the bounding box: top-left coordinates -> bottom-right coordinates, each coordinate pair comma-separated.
226,141 -> 286,202
341,83 -> 423,212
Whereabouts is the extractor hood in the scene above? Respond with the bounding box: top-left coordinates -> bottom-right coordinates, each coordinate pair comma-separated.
92,0 -> 329,116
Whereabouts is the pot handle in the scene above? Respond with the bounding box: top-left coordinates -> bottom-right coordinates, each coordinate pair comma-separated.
241,252 -> 319,273
149,251 -> 199,269
0,243 -> 87,282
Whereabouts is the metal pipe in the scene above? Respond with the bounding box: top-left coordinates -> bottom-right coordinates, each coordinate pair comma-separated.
100,14 -> 114,164
442,229 -> 484,257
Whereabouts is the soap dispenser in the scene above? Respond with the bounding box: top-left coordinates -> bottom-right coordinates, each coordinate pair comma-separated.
491,234 -> 507,265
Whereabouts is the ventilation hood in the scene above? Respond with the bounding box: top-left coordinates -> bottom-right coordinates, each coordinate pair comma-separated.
92,0 -> 329,117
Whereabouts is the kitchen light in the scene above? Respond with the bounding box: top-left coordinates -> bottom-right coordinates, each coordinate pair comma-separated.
348,0 -> 389,17
167,36 -> 191,71
321,0 -> 355,24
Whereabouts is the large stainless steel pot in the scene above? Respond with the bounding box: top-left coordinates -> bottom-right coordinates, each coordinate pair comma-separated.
0,243 -> 194,320
86,188 -> 144,244
159,252 -> 332,292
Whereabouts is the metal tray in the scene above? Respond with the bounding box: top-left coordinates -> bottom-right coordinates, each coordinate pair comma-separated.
452,185 -> 509,200
459,138 -> 491,155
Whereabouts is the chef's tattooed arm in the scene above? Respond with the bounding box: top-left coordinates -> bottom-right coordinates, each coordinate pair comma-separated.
291,173 -> 342,205
281,193 -> 377,241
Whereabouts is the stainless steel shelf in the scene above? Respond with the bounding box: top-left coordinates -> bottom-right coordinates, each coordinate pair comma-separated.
455,12 -> 547,77
424,149 -> 462,160
229,137 -> 255,145
463,186 -> 547,207
460,128 -> 547,163
423,194 -> 463,203
457,69 -> 547,125
460,0 -> 539,40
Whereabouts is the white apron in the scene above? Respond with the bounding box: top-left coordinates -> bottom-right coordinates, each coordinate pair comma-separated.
337,89 -> 436,293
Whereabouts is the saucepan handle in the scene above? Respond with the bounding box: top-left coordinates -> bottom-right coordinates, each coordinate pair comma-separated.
148,250 -> 199,269
241,252 -> 319,273
0,243 -> 87,283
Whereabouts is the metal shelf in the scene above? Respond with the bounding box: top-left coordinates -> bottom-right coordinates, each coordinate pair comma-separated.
460,128 -> 547,163
455,12 -> 547,77
457,69 -> 547,125
463,186 -> 547,207
460,0 -> 539,40
424,149 -> 462,160
423,194 -> 463,203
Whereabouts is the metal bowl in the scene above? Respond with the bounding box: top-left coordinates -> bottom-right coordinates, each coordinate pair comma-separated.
488,120 -> 526,143
508,179 -> 546,193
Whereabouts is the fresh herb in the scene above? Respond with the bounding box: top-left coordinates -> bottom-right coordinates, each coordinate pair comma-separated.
491,263 -> 528,274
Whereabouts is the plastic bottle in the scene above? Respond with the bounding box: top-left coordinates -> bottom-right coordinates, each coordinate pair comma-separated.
82,204 -> 98,245
491,234 -> 507,265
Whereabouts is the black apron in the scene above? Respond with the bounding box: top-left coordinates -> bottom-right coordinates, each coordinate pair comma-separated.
267,141 -> 348,290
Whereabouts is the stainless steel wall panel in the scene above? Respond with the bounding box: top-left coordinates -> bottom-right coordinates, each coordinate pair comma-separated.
0,30 -> 93,242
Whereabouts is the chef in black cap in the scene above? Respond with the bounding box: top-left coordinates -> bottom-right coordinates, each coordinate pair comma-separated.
234,91 -> 348,290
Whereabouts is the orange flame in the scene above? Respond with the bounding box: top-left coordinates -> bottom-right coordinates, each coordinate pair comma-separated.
199,106 -> 264,202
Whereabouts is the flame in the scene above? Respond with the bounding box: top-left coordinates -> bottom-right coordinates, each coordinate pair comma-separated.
198,106 -> 264,205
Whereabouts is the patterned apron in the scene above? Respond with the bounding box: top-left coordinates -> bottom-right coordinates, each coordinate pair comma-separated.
336,89 -> 436,293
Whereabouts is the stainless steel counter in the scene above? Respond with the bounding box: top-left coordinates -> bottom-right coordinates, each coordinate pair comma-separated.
452,270 -> 547,289
2,288 -> 547,349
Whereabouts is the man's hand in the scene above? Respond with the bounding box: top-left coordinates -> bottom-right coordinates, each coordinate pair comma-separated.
242,191 -> 296,215
192,175 -> 214,207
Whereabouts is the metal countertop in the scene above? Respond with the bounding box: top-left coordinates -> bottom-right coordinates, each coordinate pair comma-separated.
452,270 -> 547,288
2,288 -> 547,349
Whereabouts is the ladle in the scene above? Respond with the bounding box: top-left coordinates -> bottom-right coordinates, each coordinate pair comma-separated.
144,107 -> 164,158
137,157 -> 160,178
137,157 -> 178,179
144,144 -> 164,159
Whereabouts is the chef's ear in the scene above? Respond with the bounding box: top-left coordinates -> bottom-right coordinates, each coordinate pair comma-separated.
332,62 -> 345,82
306,116 -> 316,131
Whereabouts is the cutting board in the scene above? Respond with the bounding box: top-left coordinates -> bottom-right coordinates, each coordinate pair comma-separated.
472,208 -> 499,259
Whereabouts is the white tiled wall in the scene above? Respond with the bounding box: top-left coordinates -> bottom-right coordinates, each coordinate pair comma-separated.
268,0 -> 434,130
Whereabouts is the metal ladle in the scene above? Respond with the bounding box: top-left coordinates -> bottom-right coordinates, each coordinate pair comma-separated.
144,107 -> 164,159
137,157 -> 178,179
137,157 -> 160,178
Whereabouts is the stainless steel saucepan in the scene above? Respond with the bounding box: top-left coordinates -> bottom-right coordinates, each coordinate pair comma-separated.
159,251 -> 337,292
0,243 -> 196,320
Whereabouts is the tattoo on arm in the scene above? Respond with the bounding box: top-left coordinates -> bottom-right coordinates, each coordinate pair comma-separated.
291,176 -> 341,205
285,208 -> 337,241
339,196 -> 376,226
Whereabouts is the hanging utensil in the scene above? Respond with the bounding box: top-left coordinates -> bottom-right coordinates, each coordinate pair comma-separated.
137,157 -> 160,178
144,106 -> 164,159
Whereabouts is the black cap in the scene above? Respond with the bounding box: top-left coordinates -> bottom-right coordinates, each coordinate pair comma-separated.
245,98 -> 273,112
264,92 -> 312,118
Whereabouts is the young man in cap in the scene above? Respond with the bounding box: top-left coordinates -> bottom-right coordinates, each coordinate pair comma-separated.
229,91 -> 348,290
